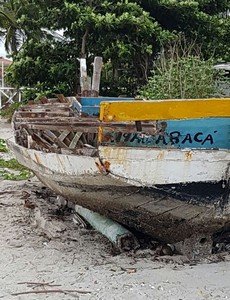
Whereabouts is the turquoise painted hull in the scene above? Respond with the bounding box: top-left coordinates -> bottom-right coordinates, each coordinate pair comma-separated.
102,118 -> 230,150
73,97 -> 134,116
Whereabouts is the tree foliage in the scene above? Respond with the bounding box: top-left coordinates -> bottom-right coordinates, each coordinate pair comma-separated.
0,0 -> 21,54
141,0 -> 230,61
6,39 -> 78,95
2,0 -> 230,98
0,0 -> 58,54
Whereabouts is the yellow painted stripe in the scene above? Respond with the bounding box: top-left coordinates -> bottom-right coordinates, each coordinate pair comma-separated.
100,98 -> 230,122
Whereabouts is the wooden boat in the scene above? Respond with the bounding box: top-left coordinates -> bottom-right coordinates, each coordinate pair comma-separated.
7,95 -> 230,255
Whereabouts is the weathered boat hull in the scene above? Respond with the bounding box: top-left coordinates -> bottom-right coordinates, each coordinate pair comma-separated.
7,139 -> 230,247
8,138 -> 229,188
7,96 -> 230,255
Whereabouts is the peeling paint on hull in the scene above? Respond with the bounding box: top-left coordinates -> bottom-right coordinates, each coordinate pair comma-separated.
99,146 -> 230,186
7,138 -> 230,211
8,139 -> 230,187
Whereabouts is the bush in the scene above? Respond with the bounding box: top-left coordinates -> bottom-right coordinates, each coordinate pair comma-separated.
138,37 -> 224,99
0,102 -> 22,122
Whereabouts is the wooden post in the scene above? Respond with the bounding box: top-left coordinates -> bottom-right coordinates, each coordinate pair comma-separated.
1,61 -> 4,88
18,88 -> 22,102
78,58 -> 90,96
91,57 -> 102,97
0,61 -> 3,108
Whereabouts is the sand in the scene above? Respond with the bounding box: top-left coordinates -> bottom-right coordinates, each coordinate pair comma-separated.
0,117 -> 230,300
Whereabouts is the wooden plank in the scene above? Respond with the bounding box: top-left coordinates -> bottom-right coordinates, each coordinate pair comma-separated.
58,130 -> 70,142
60,147 -> 97,156
19,123 -> 156,135
14,114 -> 100,124
81,133 -> 88,144
16,120 -> 155,128
42,130 -> 67,148
18,110 -> 71,116
62,132 -> 73,147
14,117 -> 86,123
17,111 -> 71,118
21,128 -> 32,148
81,77 -> 91,96
18,111 -> 72,116
91,57 -> 102,97
20,123 -> 98,133
78,58 -> 90,95
27,135 -> 35,149
79,58 -> 87,78
56,94 -> 69,103
100,98 -> 230,122
31,133 -> 52,150
69,132 -> 82,149
86,133 -> 95,145
143,199 -> 186,215
19,107 -> 71,113
19,104 -> 71,111
135,121 -> 142,131
39,96 -> 49,103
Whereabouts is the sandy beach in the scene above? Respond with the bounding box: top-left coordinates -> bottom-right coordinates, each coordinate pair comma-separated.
0,117 -> 230,300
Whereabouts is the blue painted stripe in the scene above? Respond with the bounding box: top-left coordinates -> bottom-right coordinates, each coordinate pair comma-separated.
80,97 -> 134,116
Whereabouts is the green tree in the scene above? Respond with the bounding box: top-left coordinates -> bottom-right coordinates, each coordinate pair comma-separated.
39,0 -> 173,94
140,0 -> 230,61
0,0 -> 20,54
6,39 -> 78,95
7,0 -> 173,96
0,0 -> 54,54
